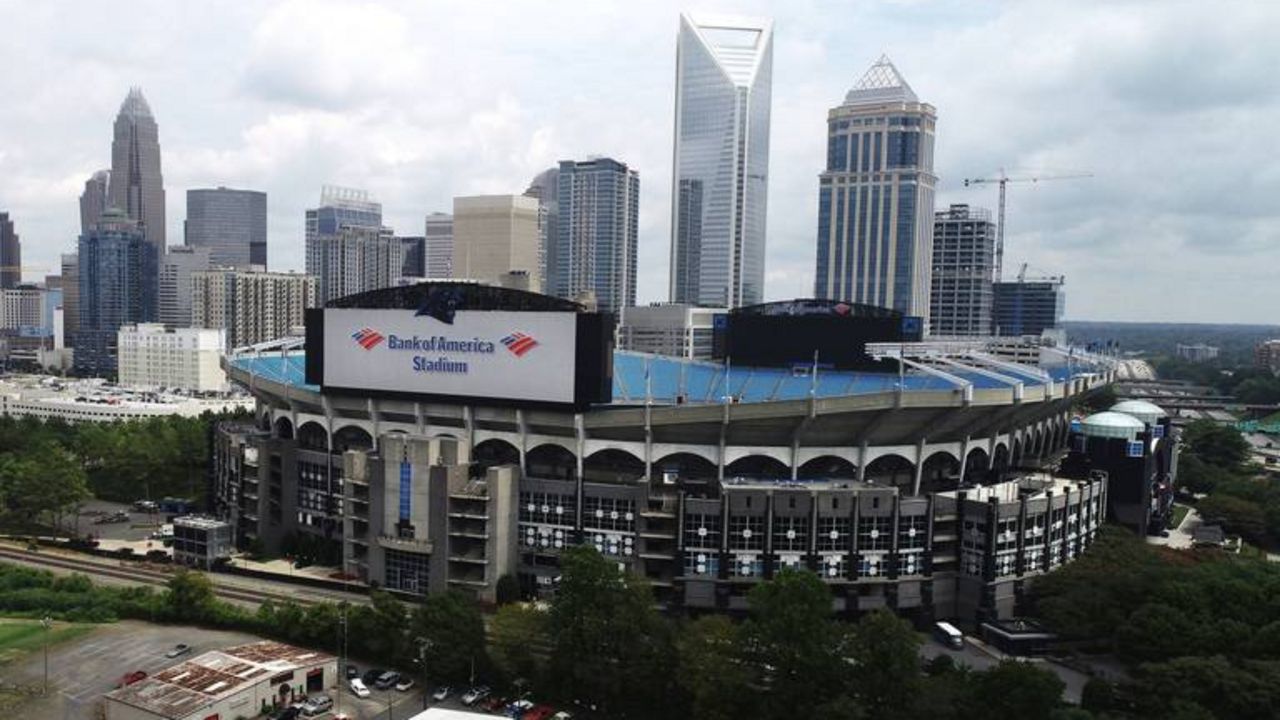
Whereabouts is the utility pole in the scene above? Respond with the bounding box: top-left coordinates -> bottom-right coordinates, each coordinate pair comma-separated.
41,616 -> 52,695
336,607 -> 347,716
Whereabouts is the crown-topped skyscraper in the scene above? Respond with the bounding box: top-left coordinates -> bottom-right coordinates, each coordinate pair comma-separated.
814,56 -> 937,324
109,87 -> 166,249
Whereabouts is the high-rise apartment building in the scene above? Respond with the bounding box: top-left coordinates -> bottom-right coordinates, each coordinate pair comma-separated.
185,187 -> 267,269
117,323 -> 227,392
109,88 -> 166,250
79,170 -> 111,236
992,277 -> 1065,337
670,13 -> 773,308
399,236 -> 426,278
424,213 -> 454,278
0,286 -> 47,332
60,253 -> 80,348
814,56 -> 937,322
159,245 -> 213,328
525,168 -> 559,292
930,204 -> 994,337
0,212 -> 18,289
552,158 -> 640,315
310,226 -> 403,304
452,195 -> 542,290
74,209 -> 159,377
304,186 -> 387,303
191,269 -> 316,348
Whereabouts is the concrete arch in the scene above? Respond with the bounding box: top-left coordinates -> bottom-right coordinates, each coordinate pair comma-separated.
992,443 -> 1011,476
582,439 -> 647,459
526,443 -> 577,481
964,446 -> 991,483
919,450 -> 960,493
297,421 -> 329,451
650,443 -> 718,467
652,452 -> 718,483
474,438 -> 521,473
861,445 -> 919,468
332,425 -> 374,453
584,448 -> 646,484
864,453 -> 914,489
722,445 -> 790,467
274,416 -> 294,440
798,455 -> 858,480
725,454 -> 790,480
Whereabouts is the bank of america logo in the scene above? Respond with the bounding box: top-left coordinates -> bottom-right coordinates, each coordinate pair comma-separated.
351,328 -> 385,350
501,332 -> 539,357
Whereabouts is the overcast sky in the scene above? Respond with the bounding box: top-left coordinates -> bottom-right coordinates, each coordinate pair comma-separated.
1,0 -> 1276,323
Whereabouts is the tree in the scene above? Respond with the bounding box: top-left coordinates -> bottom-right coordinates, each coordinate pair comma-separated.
489,603 -> 549,686
740,569 -> 855,720
677,615 -> 752,720
546,546 -> 679,719
164,570 -> 217,621
847,609 -> 922,719
494,573 -> 522,606
971,660 -> 1065,720
411,591 -> 487,685
1197,494 -> 1268,544
1080,677 -> 1115,713
1181,420 -> 1250,471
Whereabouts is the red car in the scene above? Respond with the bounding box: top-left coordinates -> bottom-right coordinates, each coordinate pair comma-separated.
119,670 -> 147,687
522,706 -> 557,720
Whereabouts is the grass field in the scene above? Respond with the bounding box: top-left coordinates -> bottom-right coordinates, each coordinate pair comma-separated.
0,619 -> 96,666
1168,504 -> 1191,530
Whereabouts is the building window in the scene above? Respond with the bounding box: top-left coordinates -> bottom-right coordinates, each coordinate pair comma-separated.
683,513 -> 721,549
772,515 -> 809,553
858,516 -> 891,551
384,548 -> 429,595
728,515 -> 765,551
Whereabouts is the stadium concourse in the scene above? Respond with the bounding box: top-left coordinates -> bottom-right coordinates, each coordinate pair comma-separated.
217,283 -> 1115,621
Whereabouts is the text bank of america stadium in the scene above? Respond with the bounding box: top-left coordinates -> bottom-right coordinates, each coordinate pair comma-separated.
217,283 -> 1119,622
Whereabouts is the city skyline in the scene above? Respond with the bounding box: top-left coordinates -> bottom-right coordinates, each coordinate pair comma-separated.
0,1 -> 1276,323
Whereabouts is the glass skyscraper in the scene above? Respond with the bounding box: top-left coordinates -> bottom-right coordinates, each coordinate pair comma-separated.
669,13 -> 773,308
305,186 -> 386,303
814,56 -> 937,322
75,209 -> 159,377
185,187 -> 268,269
109,88 -> 166,250
0,212 -> 18,289
553,158 -> 640,315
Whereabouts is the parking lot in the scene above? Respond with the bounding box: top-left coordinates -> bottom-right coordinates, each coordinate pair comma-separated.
0,620 -> 428,720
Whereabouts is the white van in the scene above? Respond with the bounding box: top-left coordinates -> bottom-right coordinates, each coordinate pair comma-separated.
934,621 -> 964,650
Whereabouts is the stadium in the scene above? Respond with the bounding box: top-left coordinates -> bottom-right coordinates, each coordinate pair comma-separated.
217,283 -> 1114,621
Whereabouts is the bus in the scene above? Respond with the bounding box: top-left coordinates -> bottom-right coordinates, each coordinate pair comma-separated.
934,621 -> 964,650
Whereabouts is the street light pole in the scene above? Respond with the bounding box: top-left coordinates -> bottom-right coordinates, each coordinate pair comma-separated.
40,616 -> 52,695
337,608 -> 347,716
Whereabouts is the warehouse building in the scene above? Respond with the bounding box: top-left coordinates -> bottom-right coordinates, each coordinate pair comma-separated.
103,641 -> 336,720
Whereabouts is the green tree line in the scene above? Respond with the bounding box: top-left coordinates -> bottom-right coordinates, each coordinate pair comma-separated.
1178,420 -> 1280,548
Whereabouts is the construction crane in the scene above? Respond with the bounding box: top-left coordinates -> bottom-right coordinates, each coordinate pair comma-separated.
962,170 -> 1092,282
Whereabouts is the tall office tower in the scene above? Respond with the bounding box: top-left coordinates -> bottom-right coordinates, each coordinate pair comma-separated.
305,185 -> 381,276
399,236 -> 426,278
109,88 -> 166,249
79,170 -> 111,235
191,268 -> 317,347
0,212 -> 18,289
930,204 -> 995,337
423,213 -> 454,278
74,209 -> 159,377
993,277 -> 1065,338
813,56 -> 937,323
185,187 -> 268,269
525,167 -> 559,292
552,158 -> 640,315
452,195 -> 542,290
670,13 -> 774,308
60,253 -> 80,348
158,245 -> 213,328
310,226 -> 403,304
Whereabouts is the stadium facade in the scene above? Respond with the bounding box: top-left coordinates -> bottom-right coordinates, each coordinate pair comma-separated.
218,284 -> 1116,622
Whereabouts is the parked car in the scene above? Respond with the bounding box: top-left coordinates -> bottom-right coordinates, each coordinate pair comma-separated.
348,678 -> 371,698
394,677 -> 415,692
95,511 -> 130,524
133,500 -> 158,512
507,699 -> 534,716
164,643 -> 191,658
461,686 -> 490,706
362,668 -> 385,686
374,671 -> 400,690
523,706 -> 558,720
118,670 -> 147,688
345,664 -> 359,679
301,694 -> 333,716
432,686 -> 452,702
480,695 -> 508,712
277,707 -> 301,720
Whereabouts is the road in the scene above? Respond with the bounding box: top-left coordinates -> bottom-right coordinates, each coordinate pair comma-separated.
919,635 -> 1089,705
0,542 -> 371,608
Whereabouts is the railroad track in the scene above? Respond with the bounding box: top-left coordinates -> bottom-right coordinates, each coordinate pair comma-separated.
0,546 -> 337,608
